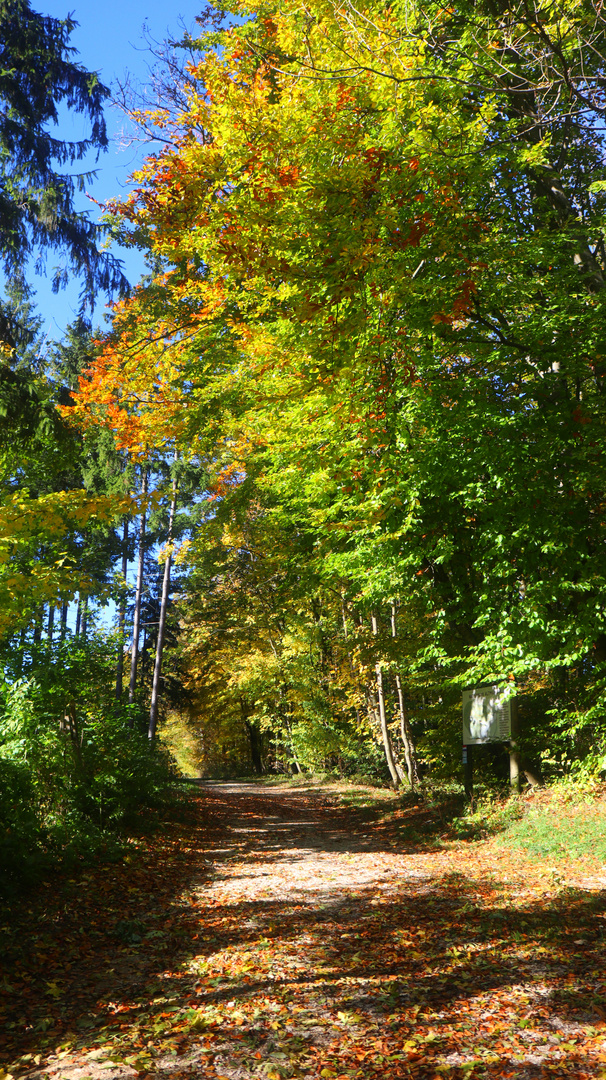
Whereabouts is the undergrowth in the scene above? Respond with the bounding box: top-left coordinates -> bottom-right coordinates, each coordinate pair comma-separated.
496,781 -> 606,863
387,779 -> 606,866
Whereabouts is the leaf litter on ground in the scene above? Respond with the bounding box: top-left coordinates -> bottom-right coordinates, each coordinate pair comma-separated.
1,780 -> 606,1080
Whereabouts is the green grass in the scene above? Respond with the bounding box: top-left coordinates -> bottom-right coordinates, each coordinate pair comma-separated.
361,779 -> 606,867
498,801 -> 606,862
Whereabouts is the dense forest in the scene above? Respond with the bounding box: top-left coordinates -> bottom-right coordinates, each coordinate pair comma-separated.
3,0 -> 606,884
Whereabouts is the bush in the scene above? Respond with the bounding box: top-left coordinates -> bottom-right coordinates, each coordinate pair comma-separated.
0,633 -> 177,890
0,758 -> 44,892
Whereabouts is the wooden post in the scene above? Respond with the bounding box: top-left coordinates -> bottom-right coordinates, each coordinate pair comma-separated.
463,744 -> 473,800
509,695 -> 521,792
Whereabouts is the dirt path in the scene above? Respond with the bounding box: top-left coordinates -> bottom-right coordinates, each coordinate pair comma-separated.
1,782 -> 605,1080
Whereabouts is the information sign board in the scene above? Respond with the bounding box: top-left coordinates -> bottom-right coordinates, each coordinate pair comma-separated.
462,684 -> 513,745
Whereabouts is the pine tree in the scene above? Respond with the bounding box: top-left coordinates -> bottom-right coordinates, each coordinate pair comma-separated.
0,0 -> 128,351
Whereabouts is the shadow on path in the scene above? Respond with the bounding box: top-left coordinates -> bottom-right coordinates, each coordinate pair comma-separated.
1,781 -> 605,1080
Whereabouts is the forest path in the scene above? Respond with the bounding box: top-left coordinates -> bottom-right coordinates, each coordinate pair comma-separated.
1,781 -> 606,1080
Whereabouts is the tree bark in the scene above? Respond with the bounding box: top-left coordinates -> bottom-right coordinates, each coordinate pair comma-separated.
47,604 -> 55,645
115,516 -> 129,701
243,699 -> 263,774
371,611 -> 402,788
129,464 -> 148,714
390,603 -> 421,791
149,462 -> 178,740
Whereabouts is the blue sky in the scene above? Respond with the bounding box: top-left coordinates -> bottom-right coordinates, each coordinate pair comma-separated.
31,0 -> 205,343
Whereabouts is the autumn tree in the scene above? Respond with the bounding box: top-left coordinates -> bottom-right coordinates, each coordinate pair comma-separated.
71,0 -> 606,781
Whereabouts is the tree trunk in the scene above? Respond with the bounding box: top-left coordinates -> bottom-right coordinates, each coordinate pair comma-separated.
75,597 -> 82,638
371,611 -> 402,788
47,604 -> 55,645
246,723 -> 263,774
390,603 -> 421,791
148,463 -> 178,740
343,595 -> 363,727
60,602 -> 68,641
33,606 -> 43,645
242,697 -> 263,774
129,465 -> 148,713
284,715 -> 303,773
115,516 -> 129,701
16,627 -> 26,676
81,597 -> 88,640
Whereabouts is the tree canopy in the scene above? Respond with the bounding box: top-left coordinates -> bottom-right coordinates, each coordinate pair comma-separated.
64,0 -> 606,781
3,0 -> 606,844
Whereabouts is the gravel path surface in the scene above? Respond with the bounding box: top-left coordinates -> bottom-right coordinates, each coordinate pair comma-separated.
3,781 -> 606,1080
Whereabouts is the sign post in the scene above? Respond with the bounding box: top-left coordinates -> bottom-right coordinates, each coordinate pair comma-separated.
462,684 -> 515,798
462,744 -> 473,800
509,696 -> 520,792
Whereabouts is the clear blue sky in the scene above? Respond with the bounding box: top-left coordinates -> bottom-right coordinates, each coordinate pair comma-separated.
32,0 -> 205,343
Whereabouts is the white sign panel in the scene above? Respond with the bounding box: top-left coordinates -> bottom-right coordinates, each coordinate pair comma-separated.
462,684 -> 512,744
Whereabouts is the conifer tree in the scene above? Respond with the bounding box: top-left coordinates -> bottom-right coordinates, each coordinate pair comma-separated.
0,0 -> 127,351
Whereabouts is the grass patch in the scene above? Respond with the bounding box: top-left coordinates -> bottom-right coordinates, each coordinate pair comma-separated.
498,790 -> 606,863
380,781 -> 606,863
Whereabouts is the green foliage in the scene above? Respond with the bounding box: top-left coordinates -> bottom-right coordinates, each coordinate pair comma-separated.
9,0 -> 606,791
448,788 -> 525,841
71,0 -> 606,785
0,757 -> 43,890
0,632 -> 176,892
160,710 -> 203,778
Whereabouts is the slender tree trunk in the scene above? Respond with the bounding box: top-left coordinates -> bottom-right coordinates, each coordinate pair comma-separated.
390,603 -> 421,791
47,604 -> 55,645
16,627 -> 26,676
371,611 -> 402,788
60,602 -> 68,641
66,700 -> 83,769
341,593 -> 349,639
33,606 -> 43,645
245,717 -> 263,774
75,597 -> 82,638
115,517 -> 129,701
129,465 -> 148,714
343,595 -> 364,728
149,463 -> 177,740
81,597 -> 88,640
